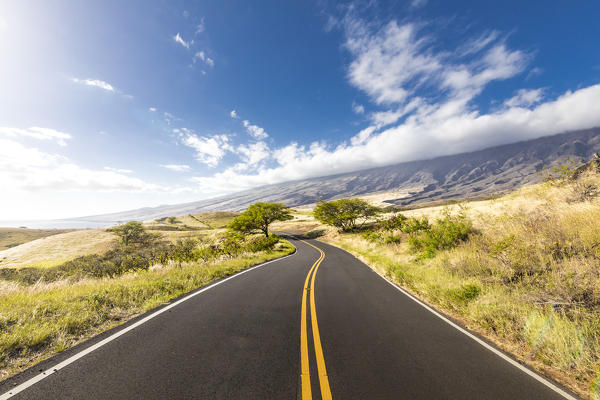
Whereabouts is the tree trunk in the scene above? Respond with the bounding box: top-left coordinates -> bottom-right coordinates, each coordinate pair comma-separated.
263,226 -> 269,237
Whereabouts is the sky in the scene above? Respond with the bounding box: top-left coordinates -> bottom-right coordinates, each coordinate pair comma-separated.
1,0 -> 600,220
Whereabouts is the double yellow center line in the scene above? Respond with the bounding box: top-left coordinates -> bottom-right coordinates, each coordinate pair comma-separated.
300,240 -> 332,400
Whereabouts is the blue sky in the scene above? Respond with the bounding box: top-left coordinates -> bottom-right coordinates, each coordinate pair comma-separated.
1,0 -> 600,220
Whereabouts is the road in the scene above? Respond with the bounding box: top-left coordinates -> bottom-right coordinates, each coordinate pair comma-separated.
0,237 -> 578,399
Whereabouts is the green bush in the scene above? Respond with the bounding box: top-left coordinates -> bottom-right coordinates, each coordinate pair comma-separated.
383,234 -> 402,244
362,231 -> 382,242
403,217 -> 431,233
172,238 -> 199,262
380,214 -> 407,231
246,235 -> 280,252
408,212 -> 473,258
378,214 -> 430,233
305,229 -> 325,239
452,283 -> 482,302
193,246 -> 221,262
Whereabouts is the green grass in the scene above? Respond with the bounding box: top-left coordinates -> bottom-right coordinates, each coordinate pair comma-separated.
0,228 -> 73,251
0,241 -> 294,381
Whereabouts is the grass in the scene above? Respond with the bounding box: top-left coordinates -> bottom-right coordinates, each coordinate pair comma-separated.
0,230 -> 114,269
0,240 -> 294,381
189,211 -> 240,229
0,228 -> 72,251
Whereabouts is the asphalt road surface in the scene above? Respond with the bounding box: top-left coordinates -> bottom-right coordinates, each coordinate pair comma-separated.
0,237 -> 579,399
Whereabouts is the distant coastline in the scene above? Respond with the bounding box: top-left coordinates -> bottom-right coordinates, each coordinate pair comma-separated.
0,220 -> 117,229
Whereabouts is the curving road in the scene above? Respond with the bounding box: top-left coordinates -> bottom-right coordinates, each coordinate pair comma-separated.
0,237 -> 579,399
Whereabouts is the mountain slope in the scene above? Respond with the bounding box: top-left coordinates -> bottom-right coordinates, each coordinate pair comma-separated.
79,127 -> 600,223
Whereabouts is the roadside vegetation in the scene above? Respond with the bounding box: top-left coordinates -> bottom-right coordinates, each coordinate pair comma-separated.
309,161 -> 600,399
0,207 -> 294,381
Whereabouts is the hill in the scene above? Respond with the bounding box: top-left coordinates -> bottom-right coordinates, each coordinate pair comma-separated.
15,127 -> 600,227
0,228 -> 73,251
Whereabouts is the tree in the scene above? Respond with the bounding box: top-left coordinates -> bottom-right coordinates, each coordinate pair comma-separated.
228,202 -> 293,237
107,221 -> 161,248
313,198 -> 380,231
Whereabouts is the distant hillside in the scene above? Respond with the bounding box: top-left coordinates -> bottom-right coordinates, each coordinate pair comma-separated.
62,127 -> 600,224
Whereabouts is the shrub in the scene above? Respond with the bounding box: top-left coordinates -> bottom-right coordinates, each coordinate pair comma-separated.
246,235 -> 280,252
452,283 -> 482,302
194,246 -> 221,262
569,181 -> 600,203
220,234 -> 245,256
172,238 -> 199,263
408,211 -> 473,258
402,217 -> 431,233
380,214 -> 407,231
305,229 -> 325,239
383,234 -> 402,244
362,231 -> 382,242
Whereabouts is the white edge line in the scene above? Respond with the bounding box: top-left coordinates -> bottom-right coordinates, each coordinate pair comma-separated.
357,255 -> 579,400
0,249 -> 297,400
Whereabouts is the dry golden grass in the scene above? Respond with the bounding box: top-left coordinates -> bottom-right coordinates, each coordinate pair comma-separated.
0,230 -> 114,269
0,228 -> 73,251
189,211 -> 239,228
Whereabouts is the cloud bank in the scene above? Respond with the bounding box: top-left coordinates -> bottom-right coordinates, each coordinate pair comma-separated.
185,18 -> 600,195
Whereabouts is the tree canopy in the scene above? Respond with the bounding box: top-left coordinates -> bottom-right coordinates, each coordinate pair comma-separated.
313,198 -> 380,231
228,202 -> 293,237
107,221 -> 160,248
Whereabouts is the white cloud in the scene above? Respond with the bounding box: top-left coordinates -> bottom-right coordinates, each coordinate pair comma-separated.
504,88 -> 544,108
242,120 -> 269,139
527,67 -> 544,80
410,0 -> 428,8
176,128 -> 233,167
457,31 -> 499,57
0,139 -> 161,193
346,21 -> 527,105
352,102 -> 365,114
194,51 -> 214,67
173,33 -> 191,49
196,18 -> 206,34
160,164 -> 191,172
189,83 -> 600,196
72,78 -> 115,92
236,141 -> 270,167
350,126 -> 376,145
104,167 -> 133,174
369,97 -> 423,127
230,110 -> 239,119
149,107 -> 157,112
0,126 -> 72,146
